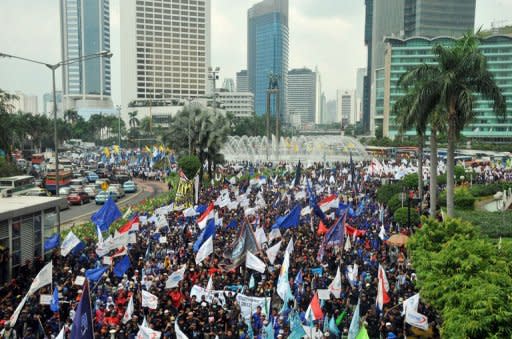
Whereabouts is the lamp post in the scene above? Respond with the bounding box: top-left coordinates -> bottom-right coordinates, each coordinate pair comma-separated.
0,50 -> 112,235
208,67 -> 220,114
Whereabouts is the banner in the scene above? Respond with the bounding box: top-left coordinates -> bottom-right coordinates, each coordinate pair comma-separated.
405,309 -> 429,331
236,294 -> 270,320
190,285 -> 226,305
175,177 -> 193,209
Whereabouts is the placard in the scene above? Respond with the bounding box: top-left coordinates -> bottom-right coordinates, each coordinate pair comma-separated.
40,294 -> 52,305
74,276 -> 85,286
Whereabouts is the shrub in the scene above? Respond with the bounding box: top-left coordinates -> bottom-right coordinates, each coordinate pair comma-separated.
437,174 -> 447,186
387,193 -> 403,213
376,183 -> 403,204
177,155 -> 201,180
402,173 -> 419,189
439,187 -> 476,210
469,182 -> 512,197
393,207 -> 420,226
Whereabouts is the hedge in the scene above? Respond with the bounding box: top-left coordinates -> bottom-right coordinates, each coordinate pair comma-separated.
439,187 -> 476,210
469,182 -> 512,197
376,183 -> 403,204
393,207 -> 420,226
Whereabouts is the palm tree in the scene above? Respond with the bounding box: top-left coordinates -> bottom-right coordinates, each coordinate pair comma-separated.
398,33 -> 506,217
64,109 -> 79,125
128,111 -> 140,129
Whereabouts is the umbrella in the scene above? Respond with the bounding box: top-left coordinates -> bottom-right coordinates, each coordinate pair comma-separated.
386,234 -> 409,247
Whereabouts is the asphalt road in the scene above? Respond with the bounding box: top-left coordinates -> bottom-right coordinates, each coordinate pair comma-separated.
61,180 -> 167,227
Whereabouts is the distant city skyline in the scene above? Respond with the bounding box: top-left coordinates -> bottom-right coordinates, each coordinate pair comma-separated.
0,0 -> 510,112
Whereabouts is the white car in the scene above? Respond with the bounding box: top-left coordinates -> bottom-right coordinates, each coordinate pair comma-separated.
83,186 -> 98,198
108,185 -> 125,198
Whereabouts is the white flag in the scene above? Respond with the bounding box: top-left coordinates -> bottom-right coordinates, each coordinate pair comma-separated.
402,293 -> 420,316
344,235 -> 352,252
379,224 -> 386,240
246,251 -> 266,273
175,319 -> 189,339
195,236 -> 213,265
255,227 -> 268,246
327,267 -> 342,298
285,237 -> 294,254
28,261 -> 52,294
268,228 -> 281,242
166,266 -> 187,289
141,290 -> 158,309
122,295 -> 134,324
183,207 -> 197,217
55,327 -> 65,339
61,231 -> 80,257
265,241 -> 281,265
405,309 -> 429,331
137,325 -> 162,339
9,294 -> 28,326
300,206 -> 311,216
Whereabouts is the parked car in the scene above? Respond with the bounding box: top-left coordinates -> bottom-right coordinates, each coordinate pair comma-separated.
123,181 -> 137,193
67,191 -> 90,205
83,186 -> 98,198
95,190 -> 118,204
58,187 -> 72,196
86,171 -> 99,183
24,188 -> 50,197
108,184 -> 125,198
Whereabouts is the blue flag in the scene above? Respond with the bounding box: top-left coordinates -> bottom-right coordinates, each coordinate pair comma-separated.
272,204 -> 302,229
329,315 -> 340,336
91,197 -> 122,232
44,233 -> 60,251
323,213 -> 345,248
71,241 -> 86,256
85,266 -> 107,282
195,204 -> 207,214
348,300 -> 361,339
50,286 -> 59,312
294,269 -> 303,288
307,180 -> 326,222
70,282 -> 94,339
227,219 -> 238,229
113,255 -> 131,278
193,218 -> 216,252
310,267 -> 323,276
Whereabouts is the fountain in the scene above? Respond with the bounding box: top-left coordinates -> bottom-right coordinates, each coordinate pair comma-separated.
222,135 -> 369,162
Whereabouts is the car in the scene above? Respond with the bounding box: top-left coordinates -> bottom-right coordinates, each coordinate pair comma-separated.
67,191 -> 90,205
58,186 -> 72,196
83,186 -> 98,198
108,185 -> 125,198
95,190 -> 118,204
24,188 -> 50,197
123,180 -> 138,193
86,171 -> 99,183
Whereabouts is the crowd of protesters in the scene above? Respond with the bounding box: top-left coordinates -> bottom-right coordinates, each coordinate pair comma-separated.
1,158 -> 510,339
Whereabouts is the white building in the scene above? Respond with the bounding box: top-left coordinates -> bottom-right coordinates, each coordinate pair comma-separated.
236,70 -> 249,92
120,0 -> 211,123
337,89 -> 357,126
60,0 -> 113,116
217,92 -> 254,118
8,91 -> 39,114
288,67 -> 318,127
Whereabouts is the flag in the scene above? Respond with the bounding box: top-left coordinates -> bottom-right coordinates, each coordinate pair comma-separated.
55,327 -> 65,339
122,206 -> 132,219
249,274 -> 255,289
308,293 -> 323,320
28,261 -> 52,294
85,266 -> 107,282
197,203 -> 214,229
336,310 -> 347,326
91,197 -> 122,232
268,228 -> 281,242
44,233 -> 60,251
317,220 -> 328,235
323,215 -> 345,249
61,231 -> 81,257
348,300 -> 361,339
71,241 -> 86,256
137,325 -> 162,339
227,219 -> 238,229
379,224 -> 387,241
344,234 -> 352,252
294,160 -> 301,187
265,240 -> 281,265
272,204 -> 302,229
318,195 -> 339,212
307,179 -> 326,221
245,251 -> 266,273
345,224 -> 366,237
405,309 -> 429,331
50,286 -> 60,312
193,218 -> 216,252
175,318 -> 188,339
402,293 -> 420,316
328,267 -> 342,298
141,290 -> 158,309
294,269 -> 303,287
118,215 -> 139,234
70,281 -> 94,339
223,223 -> 260,267
166,266 -> 187,289
122,295 -> 134,324
113,255 -> 131,278
206,276 -> 213,290
329,316 -> 340,336
9,294 -> 27,326
255,227 -> 268,246
263,320 -> 274,339
285,237 -> 294,254
96,225 -> 104,244
276,251 -> 291,301
356,326 -> 370,339
195,236 -> 213,265
377,264 -> 390,311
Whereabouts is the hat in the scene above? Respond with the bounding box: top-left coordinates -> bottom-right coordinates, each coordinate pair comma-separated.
386,322 -> 392,327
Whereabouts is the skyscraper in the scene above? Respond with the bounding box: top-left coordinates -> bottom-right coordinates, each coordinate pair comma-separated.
222,78 -> 235,92
356,68 -> 366,123
247,0 -> 289,121
236,70 -> 249,92
404,0 -> 476,38
362,0 -> 374,134
287,68 -> 318,126
60,0 -> 112,114
120,0 -> 211,120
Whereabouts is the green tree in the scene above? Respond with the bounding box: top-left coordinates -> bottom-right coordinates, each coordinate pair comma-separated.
64,109 -> 79,125
128,110 -> 140,129
399,33 -> 506,217
178,155 -> 201,180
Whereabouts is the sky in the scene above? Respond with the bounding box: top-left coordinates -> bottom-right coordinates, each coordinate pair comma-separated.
0,0 -> 511,110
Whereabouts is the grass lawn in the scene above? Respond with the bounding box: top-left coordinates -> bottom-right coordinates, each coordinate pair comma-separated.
453,209 -> 512,238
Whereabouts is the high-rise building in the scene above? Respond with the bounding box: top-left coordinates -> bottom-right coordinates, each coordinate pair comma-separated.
247,0 -> 289,121
120,0 -> 211,121
356,68 -> 366,123
404,0 -> 475,38
236,70 -> 249,92
362,0 -> 374,134
60,0 -> 113,115
217,92 -> 254,118
337,90 -> 357,127
222,78 -> 235,92
325,100 -> 337,124
9,91 -> 39,114
382,35 -> 512,141
43,92 -> 63,117
287,68 -> 318,126
314,66 -> 323,124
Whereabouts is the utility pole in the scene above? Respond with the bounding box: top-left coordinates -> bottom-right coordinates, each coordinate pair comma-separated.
266,73 -> 280,162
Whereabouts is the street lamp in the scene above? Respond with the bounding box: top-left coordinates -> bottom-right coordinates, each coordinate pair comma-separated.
0,50 -> 112,235
208,67 -> 220,113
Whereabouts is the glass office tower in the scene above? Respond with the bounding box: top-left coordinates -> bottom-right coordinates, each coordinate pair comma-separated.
247,0 -> 289,120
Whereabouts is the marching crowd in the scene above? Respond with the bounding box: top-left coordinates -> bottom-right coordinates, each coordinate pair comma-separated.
4,157 -> 501,339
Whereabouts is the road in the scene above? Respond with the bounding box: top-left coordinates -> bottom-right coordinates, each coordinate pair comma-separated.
61,180 -> 167,227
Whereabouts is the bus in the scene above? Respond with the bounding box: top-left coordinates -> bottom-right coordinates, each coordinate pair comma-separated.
44,170 -> 73,194
0,175 -> 36,196
31,153 -> 45,165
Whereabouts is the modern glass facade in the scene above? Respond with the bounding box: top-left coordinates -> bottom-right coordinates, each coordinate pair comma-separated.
61,0 -> 111,97
362,0 -> 373,133
374,68 -> 385,134
404,0 -> 475,38
383,36 -> 512,141
247,0 -> 288,120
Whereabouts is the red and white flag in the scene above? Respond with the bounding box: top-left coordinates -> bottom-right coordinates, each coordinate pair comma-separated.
377,264 -> 390,311
197,203 -> 214,230
318,195 -> 339,212
307,292 -> 324,320
122,294 -> 134,324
